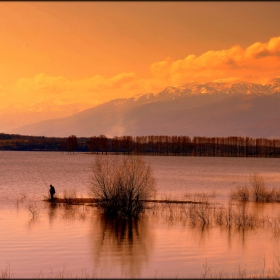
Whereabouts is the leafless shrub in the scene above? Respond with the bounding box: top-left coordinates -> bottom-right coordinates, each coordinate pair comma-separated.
230,186 -> 250,202
250,173 -> 280,203
188,199 -> 212,226
88,155 -> 156,218
214,205 -> 226,226
233,203 -> 258,228
250,173 -> 267,202
25,201 -> 40,219
231,173 -> 280,203
261,186 -> 280,203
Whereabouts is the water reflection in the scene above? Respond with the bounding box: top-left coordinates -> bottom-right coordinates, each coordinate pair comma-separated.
91,215 -> 154,278
190,224 -> 211,248
26,215 -> 40,230
46,202 -> 59,226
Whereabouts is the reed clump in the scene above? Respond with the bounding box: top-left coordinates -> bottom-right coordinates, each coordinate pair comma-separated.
233,203 -> 259,228
230,173 -> 280,203
230,186 -> 250,202
62,188 -> 77,205
0,263 -> 12,279
150,199 -> 268,231
187,199 -> 212,226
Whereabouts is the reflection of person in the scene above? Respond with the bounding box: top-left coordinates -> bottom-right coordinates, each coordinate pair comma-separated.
49,184 -> 56,200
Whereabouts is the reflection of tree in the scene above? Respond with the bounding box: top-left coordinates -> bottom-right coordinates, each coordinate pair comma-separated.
90,216 -> 154,278
47,202 -> 59,226
26,214 -> 40,230
190,224 -> 211,248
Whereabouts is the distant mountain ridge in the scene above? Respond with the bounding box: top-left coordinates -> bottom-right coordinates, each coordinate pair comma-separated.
9,80 -> 280,138
0,100 -> 91,133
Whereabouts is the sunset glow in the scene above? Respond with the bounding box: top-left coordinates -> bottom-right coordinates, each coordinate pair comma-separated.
0,1 -> 280,131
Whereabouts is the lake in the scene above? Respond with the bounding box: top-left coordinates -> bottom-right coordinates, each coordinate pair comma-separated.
1,151 -> 280,278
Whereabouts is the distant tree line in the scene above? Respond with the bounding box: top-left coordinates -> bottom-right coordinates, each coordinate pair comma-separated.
0,133 -> 86,152
87,135 -> 280,158
1,133 -> 280,158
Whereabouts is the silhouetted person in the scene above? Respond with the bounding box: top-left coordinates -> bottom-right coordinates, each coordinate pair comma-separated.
49,184 -> 56,200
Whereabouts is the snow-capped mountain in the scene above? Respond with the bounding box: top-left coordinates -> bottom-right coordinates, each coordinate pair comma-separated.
154,79 -> 280,98
8,80 -> 280,138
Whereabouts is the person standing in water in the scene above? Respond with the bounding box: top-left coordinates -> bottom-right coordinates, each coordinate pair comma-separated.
49,184 -> 56,200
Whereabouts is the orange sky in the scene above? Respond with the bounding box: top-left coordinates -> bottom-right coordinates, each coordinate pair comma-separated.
1,1 -> 280,115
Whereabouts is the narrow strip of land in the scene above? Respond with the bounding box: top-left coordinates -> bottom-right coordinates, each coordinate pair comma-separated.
43,198 -> 204,205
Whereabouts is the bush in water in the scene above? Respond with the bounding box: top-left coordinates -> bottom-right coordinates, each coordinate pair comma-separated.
88,155 -> 156,218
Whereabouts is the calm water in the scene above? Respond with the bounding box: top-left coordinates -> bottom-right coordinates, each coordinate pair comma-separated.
0,151 -> 280,278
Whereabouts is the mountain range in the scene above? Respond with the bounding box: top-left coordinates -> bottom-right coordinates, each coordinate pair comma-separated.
8,79 -> 280,138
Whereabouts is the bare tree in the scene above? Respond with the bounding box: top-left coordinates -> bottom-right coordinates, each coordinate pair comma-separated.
25,200 -> 40,219
66,135 -> 78,154
88,155 -> 156,218
88,136 -> 98,153
98,134 -> 109,154
112,136 -> 120,154
249,173 -> 266,202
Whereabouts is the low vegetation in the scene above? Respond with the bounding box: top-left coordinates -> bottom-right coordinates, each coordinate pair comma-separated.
13,193 -> 41,219
62,188 -> 77,205
149,199 -> 266,230
0,263 -> 12,279
230,185 -> 250,202
1,255 -> 280,279
43,172 -> 279,230
197,254 -> 280,279
230,173 -> 280,203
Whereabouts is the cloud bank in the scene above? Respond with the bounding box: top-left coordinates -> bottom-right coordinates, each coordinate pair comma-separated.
3,36 -> 280,111
151,36 -> 280,84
